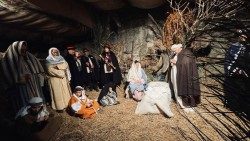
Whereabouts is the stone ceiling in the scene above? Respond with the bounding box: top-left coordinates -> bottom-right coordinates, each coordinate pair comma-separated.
0,0 -> 167,49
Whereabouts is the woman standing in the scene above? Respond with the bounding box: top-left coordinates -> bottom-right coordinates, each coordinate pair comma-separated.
46,47 -> 72,112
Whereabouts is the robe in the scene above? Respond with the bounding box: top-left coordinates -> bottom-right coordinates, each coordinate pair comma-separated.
82,55 -> 99,90
69,94 -> 100,119
176,49 -> 200,107
127,68 -> 147,94
97,82 -> 118,106
1,41 -> 45,112
100,51 -> 122,87
47,61 -> 71,110
65,54 -> 86,89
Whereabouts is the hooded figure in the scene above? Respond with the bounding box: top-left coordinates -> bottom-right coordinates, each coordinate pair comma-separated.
1,41 -> 45,113
127,60 -> 147,101
46,47 -> 71,111
170,44 -> 200,112
15,97 -> 63,141
15,97 -> 49,138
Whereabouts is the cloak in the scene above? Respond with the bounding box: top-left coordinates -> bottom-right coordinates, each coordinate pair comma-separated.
176,49 -> 200,107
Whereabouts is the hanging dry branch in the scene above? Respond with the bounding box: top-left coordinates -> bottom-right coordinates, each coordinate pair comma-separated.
164,0 -> 245,49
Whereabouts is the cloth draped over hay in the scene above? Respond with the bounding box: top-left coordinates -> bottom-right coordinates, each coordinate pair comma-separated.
135,81 -> 174,117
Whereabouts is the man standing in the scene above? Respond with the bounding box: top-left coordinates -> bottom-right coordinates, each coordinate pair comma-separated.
82,48 -> 99,91
71,49 -> 86,89
170,44 -> 200,112
64,46 -> 76,89
224,30 -> 249,115
1,41 -> 45,113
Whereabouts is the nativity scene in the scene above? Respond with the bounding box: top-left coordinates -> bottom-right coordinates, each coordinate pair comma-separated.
0,0 -> 249,140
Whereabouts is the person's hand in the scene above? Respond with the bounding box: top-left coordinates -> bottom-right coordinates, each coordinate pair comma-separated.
170,59 -> 176,64
86,100 -> 93,107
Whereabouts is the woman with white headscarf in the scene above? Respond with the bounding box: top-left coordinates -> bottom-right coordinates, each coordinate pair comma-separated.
46,47 -> 72,112
127,60 -> 147,101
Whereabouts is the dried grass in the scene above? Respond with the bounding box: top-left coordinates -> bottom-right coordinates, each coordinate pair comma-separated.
163,11 -> 195,49
49,84 -> 250,141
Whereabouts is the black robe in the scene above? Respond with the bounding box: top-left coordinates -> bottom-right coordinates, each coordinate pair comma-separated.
82,55 -> 99,89
99,51 -> 122,87
176,49 -> 200,107
65,54 -> 86,89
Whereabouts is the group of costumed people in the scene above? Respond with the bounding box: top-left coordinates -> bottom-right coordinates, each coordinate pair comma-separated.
0,40 -> 202,139
0,41 -> 123,139
126,43 -> 200,116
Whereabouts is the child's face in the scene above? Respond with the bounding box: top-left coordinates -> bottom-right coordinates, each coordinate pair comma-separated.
75,90 -> 82,97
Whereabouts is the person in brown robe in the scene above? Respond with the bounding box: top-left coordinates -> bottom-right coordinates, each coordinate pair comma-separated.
170,44 -> 200,110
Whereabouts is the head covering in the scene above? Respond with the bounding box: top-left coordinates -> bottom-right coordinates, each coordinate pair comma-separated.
102,43 -> 111,49
74,86 -> 84,92
127,60 -> 143,81
67,46 -> 76,50
237,30 -> 248,39
46,47 -> 65,65
1,41 -> 44,88
29,97 -> 43,106
171,44 -> 183,50
83,48 -> 89,52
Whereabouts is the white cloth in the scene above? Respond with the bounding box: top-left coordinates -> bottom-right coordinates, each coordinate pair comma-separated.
46,47 -> 71,81
170,56 -> 188,109
15,105 -> 50,122
88,57 -> 94,68
104,64 -> 113,73
127,62 -> 145,82
135,81 -> 174,117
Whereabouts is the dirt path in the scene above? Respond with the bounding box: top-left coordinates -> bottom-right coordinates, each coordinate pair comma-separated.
50,86 -> 250,141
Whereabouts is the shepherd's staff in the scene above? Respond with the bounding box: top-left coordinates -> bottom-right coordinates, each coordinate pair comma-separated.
99,55 -> 116,70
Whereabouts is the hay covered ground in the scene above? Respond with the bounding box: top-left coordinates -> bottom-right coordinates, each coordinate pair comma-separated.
50,85 -> 250,141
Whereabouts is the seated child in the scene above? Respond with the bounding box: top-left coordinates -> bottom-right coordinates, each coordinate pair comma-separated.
68,86 -> 100,119
98,82 -> 120,106
15,97 -> 50,138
